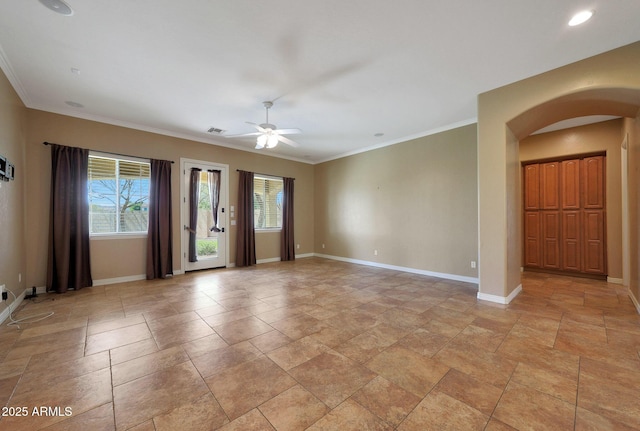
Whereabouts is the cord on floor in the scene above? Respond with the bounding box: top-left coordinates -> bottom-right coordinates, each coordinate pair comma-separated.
6,289 -> 55,329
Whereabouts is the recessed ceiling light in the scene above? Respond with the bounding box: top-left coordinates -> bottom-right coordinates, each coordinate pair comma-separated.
569,10 -> 594,26
38,0 -> 74,16
65,101 -> 84,108
374,133 -> 384,137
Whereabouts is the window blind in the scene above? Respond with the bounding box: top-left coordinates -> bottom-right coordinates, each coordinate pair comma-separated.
253,176 -> 283,229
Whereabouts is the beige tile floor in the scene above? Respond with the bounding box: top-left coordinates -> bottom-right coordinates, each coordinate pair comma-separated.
0,257 -> 639,430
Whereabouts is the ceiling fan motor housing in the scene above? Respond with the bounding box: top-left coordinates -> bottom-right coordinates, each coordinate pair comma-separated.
259,123 -> 277,130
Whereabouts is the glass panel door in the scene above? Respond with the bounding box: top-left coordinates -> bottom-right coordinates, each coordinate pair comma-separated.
183,161 -> 227,271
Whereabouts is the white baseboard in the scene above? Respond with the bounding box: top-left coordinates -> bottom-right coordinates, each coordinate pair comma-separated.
256,257 -> 281,264
92,274 -> 147,286
296,253 -> 314,259
0,288 -> 27,325
607,277 -> 623,285
92,269 -> 184,286
31,286 -> 47,295
477,284 -> 522,305
313,253 -> 479,285
629,289 -> 640,314
0,303 -> 12,326
254,253 -> 315,265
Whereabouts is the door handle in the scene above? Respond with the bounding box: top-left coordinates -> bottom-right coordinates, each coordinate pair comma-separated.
183,225 -> 196,233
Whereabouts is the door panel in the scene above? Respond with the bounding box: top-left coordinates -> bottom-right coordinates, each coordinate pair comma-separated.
583,156 -> 605,209
524,164 -> 540,210
584,210 -> 606,274
561,159 -> 580,210
562,211 -> 581,272
542,211 -> 560,270
541,162 -> 560,210
524,212 -> 541,267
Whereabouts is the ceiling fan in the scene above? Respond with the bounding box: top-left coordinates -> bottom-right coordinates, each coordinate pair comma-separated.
225,101 -> 301,149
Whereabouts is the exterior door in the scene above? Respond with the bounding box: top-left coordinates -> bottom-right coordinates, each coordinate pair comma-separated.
182,160 -> 228,271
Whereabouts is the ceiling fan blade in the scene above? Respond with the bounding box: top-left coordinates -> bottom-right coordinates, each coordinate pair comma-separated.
246,121 -> 267,133
277,135 -> 300,148
272,128 -> 302,135
224,132 -> 261,138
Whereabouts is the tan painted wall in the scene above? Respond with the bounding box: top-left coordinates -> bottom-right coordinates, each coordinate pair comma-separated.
314,124 -> 478,279
625,114 -> 640,306
25,110 -> 314,287
478,41 -> 640,299
520,119 -> 624,279
506,128 -> 521,292
0,68 -> 26,309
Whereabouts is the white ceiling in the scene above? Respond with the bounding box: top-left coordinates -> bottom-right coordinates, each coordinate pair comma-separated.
1,1 -> 639,164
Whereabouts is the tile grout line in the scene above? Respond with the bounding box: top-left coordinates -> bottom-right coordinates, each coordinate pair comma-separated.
574,356 -> 582,431
108,349 -> 117,431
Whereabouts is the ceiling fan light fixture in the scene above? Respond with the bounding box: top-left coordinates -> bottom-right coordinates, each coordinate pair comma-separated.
256,134 -> 267,149
266,135 -> 279,148
228,100 -> 300,149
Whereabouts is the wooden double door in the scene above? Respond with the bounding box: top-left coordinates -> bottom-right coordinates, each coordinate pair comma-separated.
523,155 -> 607,276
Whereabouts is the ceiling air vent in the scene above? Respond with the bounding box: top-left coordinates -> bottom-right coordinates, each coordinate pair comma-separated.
207,127 -> 225,135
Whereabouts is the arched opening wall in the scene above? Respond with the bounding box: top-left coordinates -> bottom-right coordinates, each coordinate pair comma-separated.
477,41 -> 640,305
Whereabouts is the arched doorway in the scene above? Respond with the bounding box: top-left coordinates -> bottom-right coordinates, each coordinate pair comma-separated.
519,118 -> 621,280
477,41 -> 640,306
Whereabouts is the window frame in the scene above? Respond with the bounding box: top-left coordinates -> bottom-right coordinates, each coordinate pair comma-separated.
253,174 -> 284,232
87,152 -> 151,238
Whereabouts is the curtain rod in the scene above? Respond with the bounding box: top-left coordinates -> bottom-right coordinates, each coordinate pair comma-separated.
236,169 -> 295,180
42,142 -> 174,164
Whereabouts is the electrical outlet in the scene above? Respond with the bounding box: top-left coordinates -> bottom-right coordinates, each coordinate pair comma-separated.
374,249 -> 378,256
296,244 -> 300,249
471,261 -> 477,269
322,244 -> 325,249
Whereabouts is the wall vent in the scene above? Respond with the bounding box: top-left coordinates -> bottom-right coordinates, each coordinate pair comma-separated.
207,127 -> 225,135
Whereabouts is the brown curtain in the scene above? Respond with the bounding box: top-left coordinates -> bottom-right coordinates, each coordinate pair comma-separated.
188,168 -> 201,262
146,159 -> 173,279
235,170 -> 256,266
281,177 -> 295,261
46,143 -> 92,293
208,170 -> 221,232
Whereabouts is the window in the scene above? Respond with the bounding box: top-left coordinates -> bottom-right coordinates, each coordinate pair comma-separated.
88,154 -> 150,234
253,175 -> 283,229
